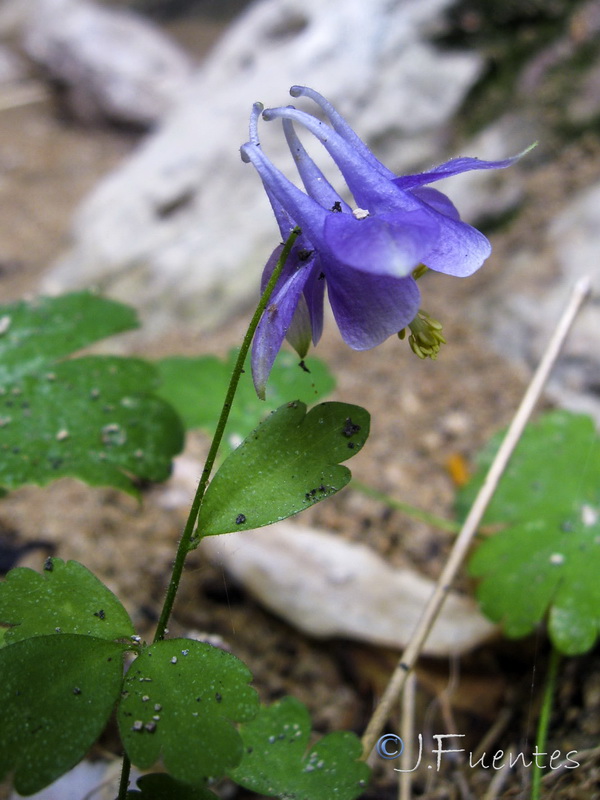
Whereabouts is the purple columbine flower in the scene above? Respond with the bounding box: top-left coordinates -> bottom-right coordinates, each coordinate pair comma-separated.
241,86 -> 521,397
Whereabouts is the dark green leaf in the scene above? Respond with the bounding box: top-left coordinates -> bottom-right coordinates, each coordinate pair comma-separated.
0,356 -> 184,494
126,773 -> 218,799
119,639 -> 258,784
196,401 -> 369,536
462,411 -> 600,654
0,292 -> 138,385
229,697 -> 370,800
0,634 -> 126,795
155,349 -> 335,448
0,558 -> 135,645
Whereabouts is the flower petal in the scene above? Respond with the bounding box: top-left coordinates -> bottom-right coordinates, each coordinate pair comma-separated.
282,118 -> 350,212
325,262 -> 421,350
285,293 -> 312,358
323,208 -> 437,278
262,106 -> 420,214
412,187 -> 461,221
289,85 -> 395,179
241,141 -> 328,242
393,153 -> 526,191
302,261 -> 326,345
252,262 -> 315,398
409,187 -> 492,277
421,213 -> 491,277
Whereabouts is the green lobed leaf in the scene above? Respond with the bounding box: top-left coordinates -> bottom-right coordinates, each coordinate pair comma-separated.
196,401 -> 369,536
0,355 -> 184,494
0,634 -> 126,795
0,292 -> 139,386
229,696 -> 370,800
126,773 -> 218,799
118,638 -> 258,785
155,349 -> 335,448
461,411 -> 600,654
0,558 -> 135,645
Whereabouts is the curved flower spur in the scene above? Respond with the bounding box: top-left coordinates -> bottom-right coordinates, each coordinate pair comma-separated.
241,85 -> 522,397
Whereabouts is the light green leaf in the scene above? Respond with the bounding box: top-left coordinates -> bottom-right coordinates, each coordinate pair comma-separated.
126,773 -> 218,799
0,356 -> 184,494
229,697 -> 370,800
0,634 -> 126,795
0,292 -> 138,385
0,558 -> 135,645
196,401 -> 369,537
119,639 -> 258,785
462,411 -> 600,654
155,349 -> 335,448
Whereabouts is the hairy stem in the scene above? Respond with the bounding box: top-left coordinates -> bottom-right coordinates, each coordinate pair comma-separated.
116,227 -> 300,799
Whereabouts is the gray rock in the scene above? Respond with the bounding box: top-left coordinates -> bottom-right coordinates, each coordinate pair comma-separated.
41,0 -> 487,338
0,43 -> 29,84
0,0 -> 37,37
568,55 -> 600,125
477,180 -> 600,422
0,42 -> 45,114
22,0 -> 195,126
544,184 -> 600,418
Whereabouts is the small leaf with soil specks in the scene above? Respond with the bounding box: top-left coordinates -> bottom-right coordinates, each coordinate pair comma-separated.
0,634 -> 126,795
460,411 -> 600,655
0,558 -> 135,645
196,401 -> 369,537
118,639 -> 258,785
229,696 -> 370,800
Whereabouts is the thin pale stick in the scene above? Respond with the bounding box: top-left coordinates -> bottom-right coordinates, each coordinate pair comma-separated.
399,671 -> 416,800
362,275 -> 592,758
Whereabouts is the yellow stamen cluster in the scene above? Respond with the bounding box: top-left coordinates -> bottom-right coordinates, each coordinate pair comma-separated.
398,309 -> 446,360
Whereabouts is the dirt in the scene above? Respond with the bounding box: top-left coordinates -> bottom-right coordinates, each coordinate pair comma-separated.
1,10 -> 599,800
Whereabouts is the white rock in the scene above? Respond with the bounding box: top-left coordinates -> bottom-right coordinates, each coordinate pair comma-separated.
22,0 -> 195,126
41,0 -> 485,337
201,522 -> 496,656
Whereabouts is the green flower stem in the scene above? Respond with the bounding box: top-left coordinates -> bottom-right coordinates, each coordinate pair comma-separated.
351,479 -> 462,533
116,227 -> 300,800
530,645 -> 561,800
